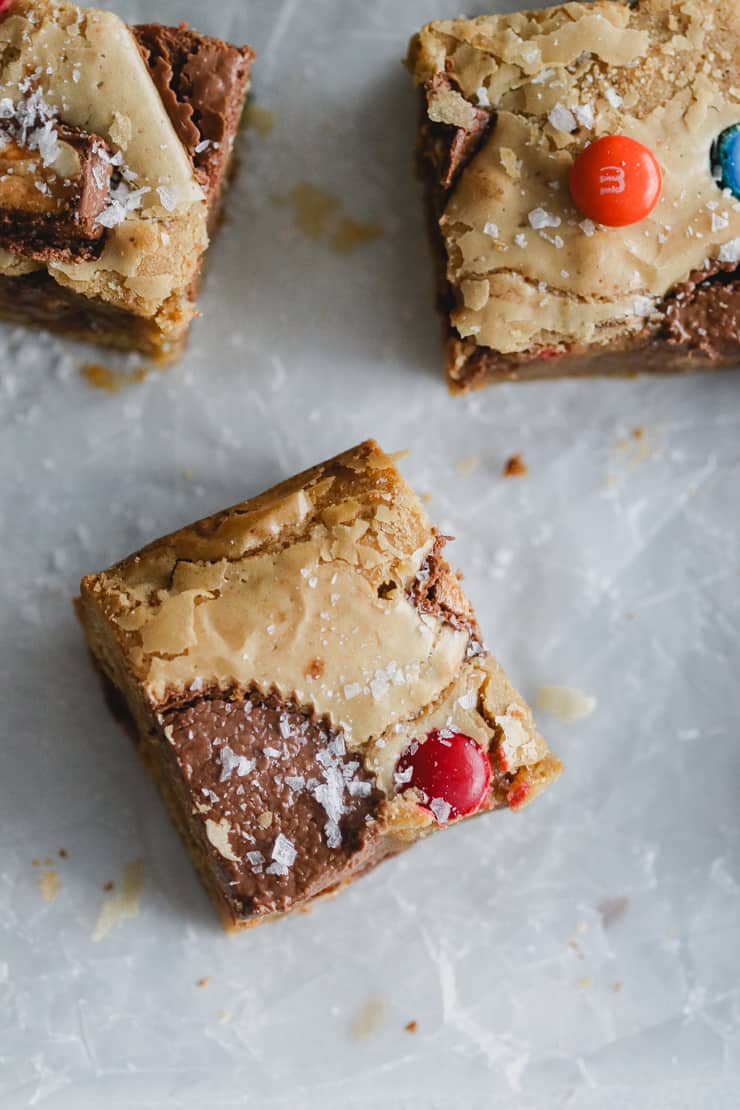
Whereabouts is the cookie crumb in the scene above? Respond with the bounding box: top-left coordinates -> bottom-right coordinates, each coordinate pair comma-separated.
503,453 -> 528,478
58,849 -> 68,859
351,995 -> 388,1040
404,1020 -> 418,1033
197,977 -> 211,989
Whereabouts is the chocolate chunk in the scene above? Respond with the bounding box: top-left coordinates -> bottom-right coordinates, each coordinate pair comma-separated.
410,532 -> 482,645
418,76 -> 494,198
663,262 -> 740,359
162,693 -> 384,919
133,24 -> 254,198
0,125 -> 112,262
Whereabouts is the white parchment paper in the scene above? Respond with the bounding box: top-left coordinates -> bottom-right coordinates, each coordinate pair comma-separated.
1,2 -> 739,1107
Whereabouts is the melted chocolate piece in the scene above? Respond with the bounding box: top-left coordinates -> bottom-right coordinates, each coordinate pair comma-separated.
0,125 -> 112,262
410,532 -> 482,645
133,24 -> 253,197
419,75 -> 494,198
162,693 -> 384,918
663,263 -> 740,359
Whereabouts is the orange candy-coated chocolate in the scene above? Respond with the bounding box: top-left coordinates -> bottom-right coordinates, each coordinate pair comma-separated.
570,135 -> 662,228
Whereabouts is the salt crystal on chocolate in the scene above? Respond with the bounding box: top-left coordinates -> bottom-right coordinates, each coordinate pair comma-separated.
271,834 -> 297,869
219,745 -> 256,782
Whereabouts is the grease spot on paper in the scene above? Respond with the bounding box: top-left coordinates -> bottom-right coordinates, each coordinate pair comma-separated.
537,685 -> 596,721
274,182 -> 382,253
331,218 -> 382,253
92,858 -> 145,942
39,868 -> 61,902
456,454 -> 480,476
350,994 -> 388,1040
244,103 -> 274,137
81,363 -> 148,393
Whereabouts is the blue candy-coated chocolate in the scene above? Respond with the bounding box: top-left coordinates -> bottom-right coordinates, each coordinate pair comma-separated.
713,124 -> 740,198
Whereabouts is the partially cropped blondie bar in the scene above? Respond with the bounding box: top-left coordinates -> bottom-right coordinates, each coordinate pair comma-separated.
0,1 -> 253,359
78,441 -> 561,930
407,0 -> 740,390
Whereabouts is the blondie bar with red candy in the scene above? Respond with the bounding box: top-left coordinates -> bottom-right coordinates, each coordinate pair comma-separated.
77,441 -> 561,930
407,0 -> 740,390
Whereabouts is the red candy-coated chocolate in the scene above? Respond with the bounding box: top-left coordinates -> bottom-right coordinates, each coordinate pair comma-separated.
570,135 -> 662,228
396,730 -> 492,821
0,1 -> 13,14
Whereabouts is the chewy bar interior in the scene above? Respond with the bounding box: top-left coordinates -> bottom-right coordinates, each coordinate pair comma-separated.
78,441 -> 561,931
407,0 -> 740,391
0,0 -> 253,359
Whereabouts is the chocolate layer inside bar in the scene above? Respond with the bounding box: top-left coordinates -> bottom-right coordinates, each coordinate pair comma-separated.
0,125 -> 112,262
416,83 -> 740,390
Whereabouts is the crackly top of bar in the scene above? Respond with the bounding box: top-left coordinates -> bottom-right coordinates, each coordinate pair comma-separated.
408,0 -> 740,354
81,441 -> 481,745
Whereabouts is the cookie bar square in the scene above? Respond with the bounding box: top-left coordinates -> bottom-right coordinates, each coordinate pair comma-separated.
407,0 -> 740,391
78,441 -> 561,931
0,1 -> 253,359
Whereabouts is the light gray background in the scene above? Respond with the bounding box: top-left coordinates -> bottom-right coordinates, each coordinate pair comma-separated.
1,1 -> 739,1107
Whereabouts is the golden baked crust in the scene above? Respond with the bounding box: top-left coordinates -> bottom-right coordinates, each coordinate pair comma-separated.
408,0 -> 740,356
78,441 -> 561,927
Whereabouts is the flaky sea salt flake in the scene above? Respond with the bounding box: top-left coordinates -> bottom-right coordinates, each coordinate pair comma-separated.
394,766 -> 414,788
218,745 -> 256,782
156,183 -> 179,211
528,207 -> 561,230
278,716 -> 291,739
271,833 -> 297,868
430,798 -> 452,824
548,103 -> 577,133
247,851 -> 264,874
572,103 -> 594,129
